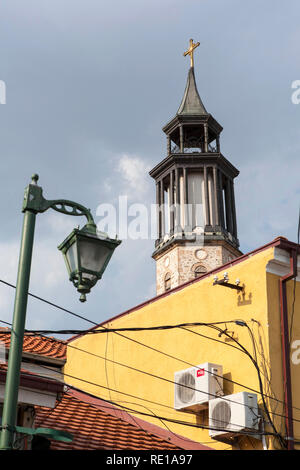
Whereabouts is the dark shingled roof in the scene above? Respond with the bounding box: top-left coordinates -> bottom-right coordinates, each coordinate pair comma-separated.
177,67 -> 208,116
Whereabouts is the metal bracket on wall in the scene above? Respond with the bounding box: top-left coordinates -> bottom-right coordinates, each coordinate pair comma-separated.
213,273 -> 244,292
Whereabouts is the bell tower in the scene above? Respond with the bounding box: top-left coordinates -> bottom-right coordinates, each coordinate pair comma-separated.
150,40 -> 242,295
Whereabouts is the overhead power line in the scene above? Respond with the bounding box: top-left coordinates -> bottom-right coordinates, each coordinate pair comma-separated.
1,315 -> 300,420
18,361 -> 277,441
2,318 -> 299,439
0,318 -> 284,410
0,275 -> 296,447
0,319 -> 248,336
289,206 -> 300,342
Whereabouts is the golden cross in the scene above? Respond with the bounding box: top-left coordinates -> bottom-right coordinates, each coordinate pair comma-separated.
183,39 -> 200,68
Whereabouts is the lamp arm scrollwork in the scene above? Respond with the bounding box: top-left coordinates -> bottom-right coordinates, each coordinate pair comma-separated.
22,174 -> 96,229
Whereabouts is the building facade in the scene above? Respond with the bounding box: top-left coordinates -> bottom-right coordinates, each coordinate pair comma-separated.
65,238 -> 300,450
63,43 -> 300,451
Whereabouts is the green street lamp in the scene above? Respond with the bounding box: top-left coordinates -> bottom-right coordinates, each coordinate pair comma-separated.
58,225 -> 121,303
0,174 -> 121,450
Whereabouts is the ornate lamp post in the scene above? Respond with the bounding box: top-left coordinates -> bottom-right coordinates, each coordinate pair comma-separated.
0,174 -> 121,450
58,225 -> 120,303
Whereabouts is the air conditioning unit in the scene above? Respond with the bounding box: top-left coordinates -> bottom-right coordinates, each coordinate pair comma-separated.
174,363 -> 223,412
209,391 -> 259,440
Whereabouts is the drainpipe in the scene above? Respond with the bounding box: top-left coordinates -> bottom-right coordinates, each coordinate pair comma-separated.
278,247 -> 298,450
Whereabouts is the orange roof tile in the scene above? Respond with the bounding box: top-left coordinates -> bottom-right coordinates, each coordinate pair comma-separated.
34,388 -> 212,450
0,329 -> 66,360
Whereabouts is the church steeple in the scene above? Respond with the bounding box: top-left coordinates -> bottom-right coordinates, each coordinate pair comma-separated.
178,39 -> 207,116
150,40 -> 242,295
177,66 -> 208,116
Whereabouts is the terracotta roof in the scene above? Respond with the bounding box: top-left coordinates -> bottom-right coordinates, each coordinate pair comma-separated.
34,388 -> 212,450
0,329 -> 66,360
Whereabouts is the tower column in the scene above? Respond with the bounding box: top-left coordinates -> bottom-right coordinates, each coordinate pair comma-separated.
175,167 -> 181,232
179,126 -> 184,153
218,170 -> 225,230
230,180 -> 237,238
170,170 -> 174,234
213,166 -> 219,227
225,177 -> 233,234
183,167 -> 189,231
216,135 -> 220,153
156,182 -> 161,239
160,179 -> 165,238
167,135 -> 171,156
204,123 -> 208,153
204,165 -> 210,226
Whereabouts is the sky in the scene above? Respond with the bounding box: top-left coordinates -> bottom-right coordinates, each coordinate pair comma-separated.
0,0 -> 299,334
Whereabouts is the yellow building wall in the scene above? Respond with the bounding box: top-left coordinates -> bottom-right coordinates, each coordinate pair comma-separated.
64,246 -> 300,450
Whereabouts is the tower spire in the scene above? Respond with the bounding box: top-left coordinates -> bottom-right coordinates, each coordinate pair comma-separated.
177,67 -> 207,116
178,39 -> 207,115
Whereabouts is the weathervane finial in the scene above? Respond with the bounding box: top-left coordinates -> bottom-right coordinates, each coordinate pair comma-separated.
183,39 -> 200,68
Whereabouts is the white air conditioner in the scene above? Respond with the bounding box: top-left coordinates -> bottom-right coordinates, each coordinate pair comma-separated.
209,391 -> 259,440
174,363 -> 223,412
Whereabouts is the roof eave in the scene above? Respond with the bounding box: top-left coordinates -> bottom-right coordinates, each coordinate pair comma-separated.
67,236 -> 298,344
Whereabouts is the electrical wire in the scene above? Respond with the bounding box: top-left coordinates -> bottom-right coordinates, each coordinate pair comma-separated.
7,363 -> 256,441
0,320 -> 249,336
12,326 -> 300,431
289,206 -> 300,343
1,317 -> 300,421
249,319 -> 281,428
22,363 -> 273,440
182,324 -> 284,446
0,270 -> 287,425
1,324 -> 297,449
2,311 -> 295,439
52,382 -> 279,439
202,324 -> 286,448
0,279 -> 97,327
183,321 -> 281,424
0,277 -> 296,447
0,275 -> 297,417
0,319 -> 281,413
1,325 -> 274,442
1,318 -> 289,432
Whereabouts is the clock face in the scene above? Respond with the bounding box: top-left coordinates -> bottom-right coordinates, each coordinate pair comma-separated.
195,249 -> 207,260
164,256 -> 170,267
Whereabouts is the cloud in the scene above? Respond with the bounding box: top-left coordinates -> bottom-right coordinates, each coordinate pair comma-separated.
117,154 -> 152,198
101,153 -> 153,204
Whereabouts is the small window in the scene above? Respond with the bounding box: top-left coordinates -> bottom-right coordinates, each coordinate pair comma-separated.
194,265 -> 207,279
164,272 -> 171,291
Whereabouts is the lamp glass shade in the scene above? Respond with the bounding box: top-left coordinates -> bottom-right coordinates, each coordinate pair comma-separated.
58,225 -> 121,301
78,238 -> 112,274
65,241 -> 78,273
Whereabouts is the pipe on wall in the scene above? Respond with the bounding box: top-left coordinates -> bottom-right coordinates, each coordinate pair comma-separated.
278,245 -> 298,450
